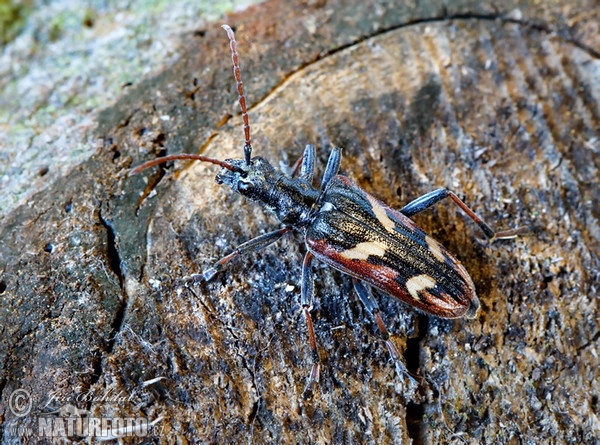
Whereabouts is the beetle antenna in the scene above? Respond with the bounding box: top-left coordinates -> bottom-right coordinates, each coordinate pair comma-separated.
222,24 -> 252,166
129,154 -> 245,176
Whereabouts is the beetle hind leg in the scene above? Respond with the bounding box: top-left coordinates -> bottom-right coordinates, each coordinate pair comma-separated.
399,188 -> 527,240
301,252 -> 321,397
352,279 -> 418,385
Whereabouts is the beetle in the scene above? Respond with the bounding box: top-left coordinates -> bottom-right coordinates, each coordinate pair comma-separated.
131,24 -> 524,394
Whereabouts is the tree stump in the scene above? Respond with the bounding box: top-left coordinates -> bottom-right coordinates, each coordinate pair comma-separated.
1,0 -> 598,443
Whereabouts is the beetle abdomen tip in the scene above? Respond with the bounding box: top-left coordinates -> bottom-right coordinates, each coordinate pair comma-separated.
464,295 -> 480,319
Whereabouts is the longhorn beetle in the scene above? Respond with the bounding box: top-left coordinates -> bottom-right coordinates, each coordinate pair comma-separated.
131,24 -> 524,394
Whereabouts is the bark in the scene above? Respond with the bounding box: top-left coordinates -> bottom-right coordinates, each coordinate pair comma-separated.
1,0 -> 598,443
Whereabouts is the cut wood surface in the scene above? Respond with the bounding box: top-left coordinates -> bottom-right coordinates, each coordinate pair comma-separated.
1,0 -> 598,443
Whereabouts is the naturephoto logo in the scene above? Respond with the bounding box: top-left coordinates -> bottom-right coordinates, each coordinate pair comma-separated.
5,387 -> 163,439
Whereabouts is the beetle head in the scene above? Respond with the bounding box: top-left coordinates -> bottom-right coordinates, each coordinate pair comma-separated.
216,156 -> 278,204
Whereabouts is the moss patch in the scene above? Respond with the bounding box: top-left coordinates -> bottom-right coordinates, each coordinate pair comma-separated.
0,0 -> 32,45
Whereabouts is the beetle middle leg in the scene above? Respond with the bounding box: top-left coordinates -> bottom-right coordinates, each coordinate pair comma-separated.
399,188 -> 526,240
352,278 -> 417,384
300,251 -> 321,396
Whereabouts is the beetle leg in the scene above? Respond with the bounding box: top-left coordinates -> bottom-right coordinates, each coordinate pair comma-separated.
320,147 -> 341,190
182,227 -> 292,284
290,144 -> 316,183
352,278 -> 417,384
399,188 -> 526,240
289,154 -> 304,178
301,251 -> 321,396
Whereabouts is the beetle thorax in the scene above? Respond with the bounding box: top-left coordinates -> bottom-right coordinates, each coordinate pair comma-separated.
215,157 -> 320,227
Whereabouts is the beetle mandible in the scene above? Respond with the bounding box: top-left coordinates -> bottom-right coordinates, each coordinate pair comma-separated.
131,24 -> 524,394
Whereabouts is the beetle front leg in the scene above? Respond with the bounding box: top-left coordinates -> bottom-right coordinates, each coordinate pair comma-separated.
352,278 -> 417,385
299,145 -> 316,183
182,227 -> 292,285
320,147 -> 341,190
301,251 -> 321,396
400,188 -> 526,240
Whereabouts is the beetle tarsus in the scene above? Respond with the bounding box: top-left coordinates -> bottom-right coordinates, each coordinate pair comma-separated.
302,363 -> 320,399
176,273 -> 205,287
384,339 -> 418,384
399,188 -> 527,241
490,225 -> 530,241
201,267 -> 219,282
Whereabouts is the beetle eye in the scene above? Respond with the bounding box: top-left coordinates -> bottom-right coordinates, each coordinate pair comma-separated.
238,181 -> 251,193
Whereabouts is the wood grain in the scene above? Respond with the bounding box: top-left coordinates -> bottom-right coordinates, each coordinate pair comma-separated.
1,0 -> 598,443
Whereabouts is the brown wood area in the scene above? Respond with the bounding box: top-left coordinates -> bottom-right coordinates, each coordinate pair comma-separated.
1,0 -> 598,443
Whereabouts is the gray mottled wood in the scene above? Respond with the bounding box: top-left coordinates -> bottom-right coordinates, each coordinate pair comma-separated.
1,0 -> 598,443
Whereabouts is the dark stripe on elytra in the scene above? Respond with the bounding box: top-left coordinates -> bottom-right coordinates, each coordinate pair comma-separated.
376,236 -> 466,301
324,177 -> 395,235
348,240 -> 466,306
366,252 -> 465,305
311,209 -> 467,301
378,208 -> 469,299
318,178 -> 469,300
309,234 -> 466,312
339,187 -> 465,294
